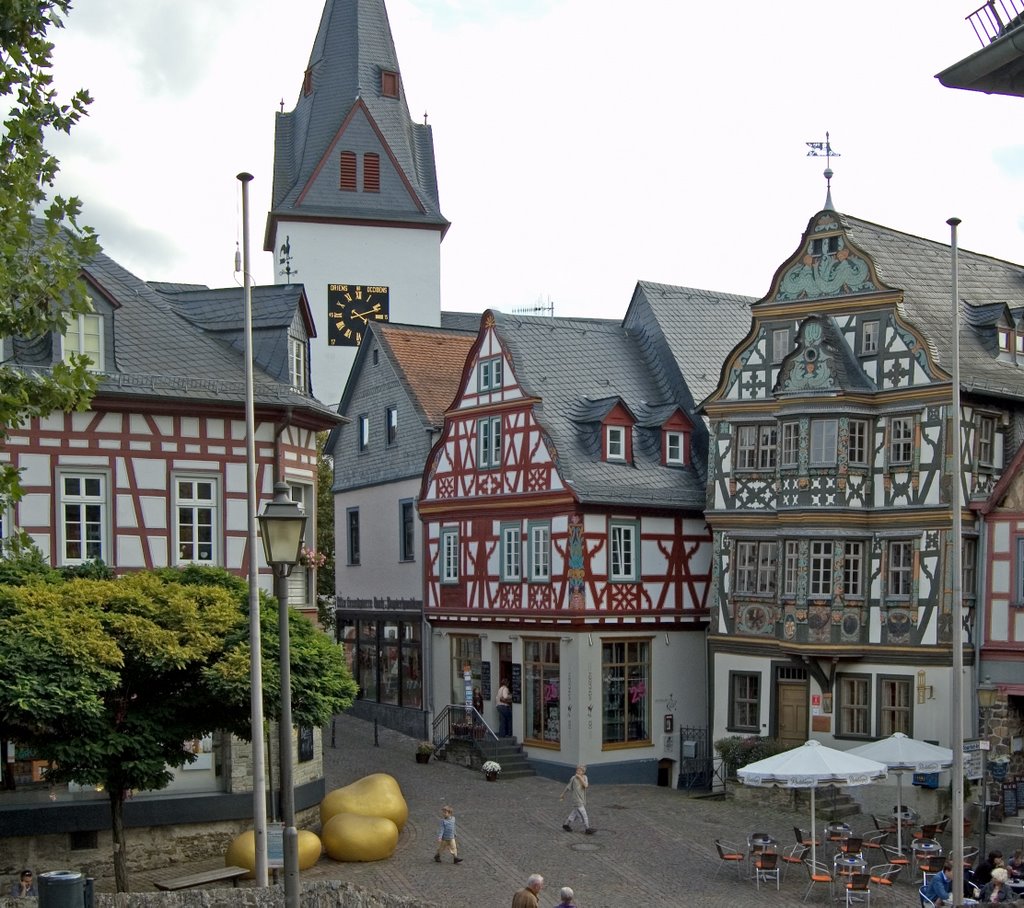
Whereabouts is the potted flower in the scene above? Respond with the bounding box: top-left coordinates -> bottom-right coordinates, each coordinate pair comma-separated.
415,741 -> 434,764
482,760 -> 501,781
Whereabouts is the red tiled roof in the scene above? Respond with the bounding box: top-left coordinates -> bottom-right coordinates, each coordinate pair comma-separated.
378,324 -> 476,426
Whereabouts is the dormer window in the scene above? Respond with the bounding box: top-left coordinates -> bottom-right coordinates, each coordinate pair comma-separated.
288,335 -> 306,392
478,356 -> 502,392
998,327 -> 1011,352
1016,333 -> 1024,355
664,430 -> 687,466
810,236 -> 840,257
63,310 -> 103,372
606,426 -> 626,461
381,70 -> 399,99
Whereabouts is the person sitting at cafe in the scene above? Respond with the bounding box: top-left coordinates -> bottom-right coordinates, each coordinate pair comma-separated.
981,867 -> 1013,903
975,851 -> 1005,890
1006,850 -> 1024,881
920,860 -> 953,907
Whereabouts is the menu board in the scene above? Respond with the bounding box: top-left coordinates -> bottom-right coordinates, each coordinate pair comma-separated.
1017,778 -> 1024,812
481,661 -> 491,701
1003,781 -> 1019,818
511,663 -> 522,704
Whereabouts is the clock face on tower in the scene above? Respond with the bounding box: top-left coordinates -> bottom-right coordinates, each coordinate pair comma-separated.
327,284 -> 390,346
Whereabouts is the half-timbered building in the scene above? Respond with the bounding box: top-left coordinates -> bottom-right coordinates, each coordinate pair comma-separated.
419,302 -> 749,783
0,246 -> 340,851
703,206 -> 1024,785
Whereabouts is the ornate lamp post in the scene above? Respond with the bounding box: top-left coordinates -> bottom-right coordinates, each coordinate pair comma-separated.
259,483 -> 307,908
977,676 -> 999,863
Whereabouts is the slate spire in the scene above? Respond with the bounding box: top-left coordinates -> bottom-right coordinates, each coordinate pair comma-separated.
267,0 -> 447,233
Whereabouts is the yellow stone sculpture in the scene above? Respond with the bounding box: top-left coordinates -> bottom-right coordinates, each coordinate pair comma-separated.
321,812 -> 399,862
225,828 -> 323,877
320,773 -> 408,831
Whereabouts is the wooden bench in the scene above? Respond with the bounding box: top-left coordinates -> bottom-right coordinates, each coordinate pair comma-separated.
153,866 -> 250,891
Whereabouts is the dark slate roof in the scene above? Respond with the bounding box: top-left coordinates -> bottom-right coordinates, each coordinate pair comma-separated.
325,320 -> 475,455
66,252 -> 338,423
833,213 -> 1024,402
268,0 -> 446,231
490,311 -> 708,509
151,283 -> 315,391
624,282 -> 757,408
440,310 -> 484,332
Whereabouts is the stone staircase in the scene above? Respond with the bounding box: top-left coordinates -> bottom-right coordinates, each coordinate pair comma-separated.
794,785 -> 863,821
490,737 -> 536,780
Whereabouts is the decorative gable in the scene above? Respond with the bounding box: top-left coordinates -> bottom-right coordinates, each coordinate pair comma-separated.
765,211 -> 890,304
296,99 -> 425,215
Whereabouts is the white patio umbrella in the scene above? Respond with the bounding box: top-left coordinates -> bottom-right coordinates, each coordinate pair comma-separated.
847,732 -> 954,854
737,739 -> 888,867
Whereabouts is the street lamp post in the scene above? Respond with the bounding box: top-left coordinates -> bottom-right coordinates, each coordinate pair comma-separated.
977,676 -> 999,863
259,483 -> 307,908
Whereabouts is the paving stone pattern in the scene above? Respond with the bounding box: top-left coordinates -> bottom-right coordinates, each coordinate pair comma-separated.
96,714 -> 1024,907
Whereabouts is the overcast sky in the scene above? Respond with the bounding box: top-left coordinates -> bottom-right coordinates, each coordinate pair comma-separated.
47,0 -> 1024,320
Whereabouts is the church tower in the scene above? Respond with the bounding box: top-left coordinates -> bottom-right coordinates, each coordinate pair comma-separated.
265,0 -> 448,403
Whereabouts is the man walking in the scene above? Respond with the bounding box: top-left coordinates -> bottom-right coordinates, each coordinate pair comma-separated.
560,764 -> 595,834
511,873 -> 544,908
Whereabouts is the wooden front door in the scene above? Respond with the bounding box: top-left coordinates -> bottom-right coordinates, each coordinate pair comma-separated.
778,681 -> 808,748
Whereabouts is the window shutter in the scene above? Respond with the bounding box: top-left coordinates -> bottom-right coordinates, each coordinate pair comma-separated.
339,151 -> 357,191
363,153 -> 380,192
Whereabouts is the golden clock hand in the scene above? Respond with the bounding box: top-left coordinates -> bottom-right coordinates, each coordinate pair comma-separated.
351,302 -> 382,321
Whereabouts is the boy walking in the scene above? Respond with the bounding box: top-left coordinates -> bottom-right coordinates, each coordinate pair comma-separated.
434,805 -> 463,864
560,765 -> 595,834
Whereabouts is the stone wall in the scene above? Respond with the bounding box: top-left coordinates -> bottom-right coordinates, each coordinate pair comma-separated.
0,808 -> 319,885
0,880 -> 437,908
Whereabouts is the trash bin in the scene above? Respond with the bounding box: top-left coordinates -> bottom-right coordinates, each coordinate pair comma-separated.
38,871 -> 83,908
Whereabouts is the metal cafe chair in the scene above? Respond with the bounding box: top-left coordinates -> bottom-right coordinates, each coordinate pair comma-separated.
843,871 -> 872,908
714,838 -> 746,879
782,843 -> 810,881
753,846 -> 781,891
804,858 -> 835,903
868,862 -> 902,904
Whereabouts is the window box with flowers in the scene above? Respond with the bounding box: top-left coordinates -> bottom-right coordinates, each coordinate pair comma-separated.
482,760 -> 501,781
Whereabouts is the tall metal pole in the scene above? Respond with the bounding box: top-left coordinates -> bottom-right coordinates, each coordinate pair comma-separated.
949,217 -> 965,906
275,568 -> 300,908
238,172 -> 268,887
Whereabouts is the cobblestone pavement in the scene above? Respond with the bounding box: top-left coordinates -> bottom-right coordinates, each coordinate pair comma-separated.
303,715 -> 1022,907
98,713 -> 1024,906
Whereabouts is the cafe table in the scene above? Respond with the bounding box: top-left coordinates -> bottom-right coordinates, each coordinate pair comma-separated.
834,853 -> 867,879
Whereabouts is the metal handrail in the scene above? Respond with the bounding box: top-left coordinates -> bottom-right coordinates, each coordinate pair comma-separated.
966,0 -> 1024,47
431,704 -> 500,760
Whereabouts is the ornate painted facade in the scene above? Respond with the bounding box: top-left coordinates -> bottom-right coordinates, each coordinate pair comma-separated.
704,208 -> 1024,761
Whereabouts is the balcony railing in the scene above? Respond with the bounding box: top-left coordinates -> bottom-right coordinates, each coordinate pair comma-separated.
966,0 -> 1024,46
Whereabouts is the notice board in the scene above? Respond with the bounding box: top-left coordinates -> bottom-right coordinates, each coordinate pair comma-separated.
511,663 -> 522,704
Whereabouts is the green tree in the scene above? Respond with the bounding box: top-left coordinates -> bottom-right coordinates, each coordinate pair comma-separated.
315,431 -> 336,623
0,566 -> 357,892
0,1 -> 100,503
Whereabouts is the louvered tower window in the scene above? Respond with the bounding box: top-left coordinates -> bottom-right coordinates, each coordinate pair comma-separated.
363,153 -> 380,192
339,151 -> 357,191
381,70 -> 399,98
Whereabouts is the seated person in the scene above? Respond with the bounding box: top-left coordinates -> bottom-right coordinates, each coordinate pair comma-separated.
981,867 -> 1013,903
920,861 -> 953,907
1006,850 -> 1024,881
975,851 -> 1005,890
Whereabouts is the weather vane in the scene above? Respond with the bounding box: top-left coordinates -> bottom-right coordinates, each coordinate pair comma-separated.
806,131 -> 841,209
278,235 -> 298,284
